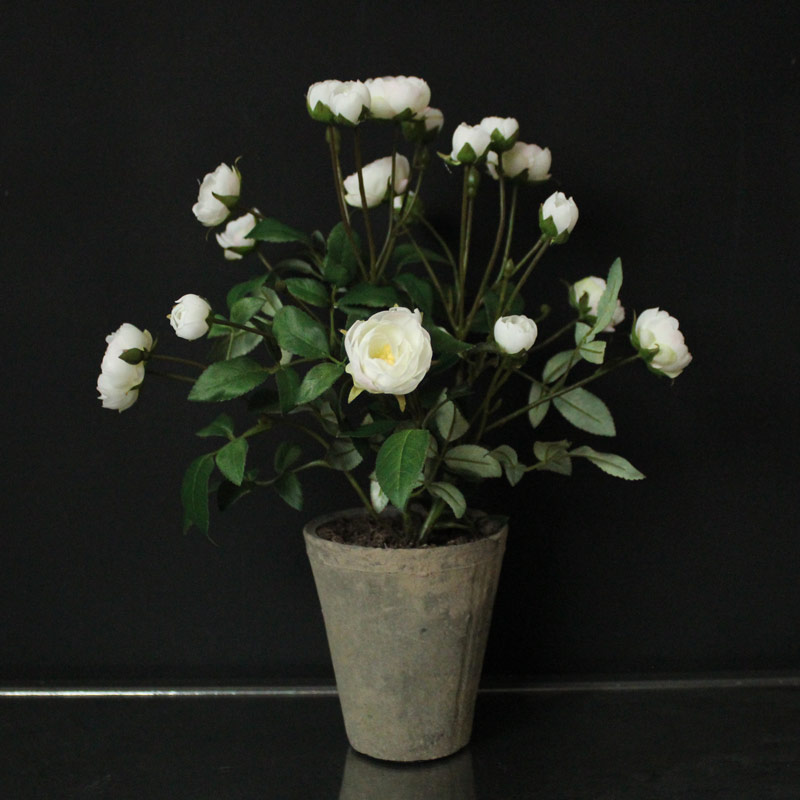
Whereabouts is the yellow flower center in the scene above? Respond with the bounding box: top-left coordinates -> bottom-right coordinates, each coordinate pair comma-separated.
371,343 -> 395,365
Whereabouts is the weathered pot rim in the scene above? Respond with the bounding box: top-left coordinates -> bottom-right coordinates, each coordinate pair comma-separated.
303,508 -> 508,573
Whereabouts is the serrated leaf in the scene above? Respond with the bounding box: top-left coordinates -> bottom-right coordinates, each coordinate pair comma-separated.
208,330 -> 264,361
215,438 -> 248,486
323,223 -> 361,285
338,283 -> 400,309
341,419 -> 397,438
574,321 -> 594,345
527,380 -> 550,428
314,398 -> 340,435
429,482 -> 467,519
426,324 -> 472,354
542,350 -> 574,384
230,296 -> 267,325
490,445 -> 525,487
274,442 -> 302,474
578,338 -> 606,365
326,438 -> 363,471
181,454 -> 215,533
274,258 -> 317,276
533,440 -> 572,476
189,357 -> 269,402
443,445 -> 502,479
248,217 -> 311,245
272,306 -> 330,359
553,387 -> 616,436
227,275 -> 268,309
295,363 -> 344,405
591,258 -> 623,337
275,471 -> 303,510
570,446 -> 645,480
375,429 -> 430,510
260,287 -> 283,316
274,366 -> 300,414
196,413 -> 235,439
393,273 -> 434,318
392,242 -> 449,270
435,396 -> 469,441
285,277 -> 330,307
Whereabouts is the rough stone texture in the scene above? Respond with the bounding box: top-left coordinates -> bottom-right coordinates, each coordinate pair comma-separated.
304,510 -> 508,762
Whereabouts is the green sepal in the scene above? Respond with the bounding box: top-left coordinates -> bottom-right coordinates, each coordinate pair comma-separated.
211,192 -> 239,210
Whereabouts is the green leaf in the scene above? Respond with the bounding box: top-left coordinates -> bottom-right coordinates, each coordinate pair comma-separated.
533,440 -> 572,476
393,274 -> 434,318
189,357 -> 269,402
591,258 -> 623,337
490,445 -> 525,487
260,287 -> 283,316
274,442 -> 302,474
326,437 -> 363,471
338,283 -> 400,309
392,242 -> 449,270
272,306 -> 330,359
375,429 -> 430,510
248,217 -> 311,245
323,223 -> 360,285
295,363 -> 344,405
181,454 -> 215,533
215,438 -> 248,486
578,338 -> 606,365
285,277 -> 330,307
443,445 -> 502,479
570,446 -> 645,480
527,380 -> 550,428
274,258 -> 317,276
275,472 -> 303,510
227,275 -> 268,309
195,413 -> 235,439
542,350 -> 574,383
274,366 -> 300,414
435,395 -> 469,441
553,387 -> 616,436
230,296 -> 267,325
341,419 -> 397,438
426,324 -> 472,354
428,482 -> 467,519
209,330 -> 264,361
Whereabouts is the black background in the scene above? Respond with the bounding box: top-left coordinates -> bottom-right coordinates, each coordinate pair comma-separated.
2,0 -> 798,683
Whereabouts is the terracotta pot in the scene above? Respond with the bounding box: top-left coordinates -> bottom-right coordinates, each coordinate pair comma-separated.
303,509 -> 507,762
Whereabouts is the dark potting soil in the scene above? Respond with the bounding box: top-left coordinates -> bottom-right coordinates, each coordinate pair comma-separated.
314,511 -> 502,549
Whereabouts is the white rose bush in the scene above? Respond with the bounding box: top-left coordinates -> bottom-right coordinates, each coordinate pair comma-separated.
96,75 -> 692,542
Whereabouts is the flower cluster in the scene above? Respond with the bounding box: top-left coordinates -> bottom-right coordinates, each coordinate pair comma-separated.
100,74 -> 692,539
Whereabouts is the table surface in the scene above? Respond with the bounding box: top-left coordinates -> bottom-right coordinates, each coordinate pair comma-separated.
2,682 -> 800,799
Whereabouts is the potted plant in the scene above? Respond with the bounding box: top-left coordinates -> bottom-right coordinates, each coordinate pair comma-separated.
96,75 -> 691,761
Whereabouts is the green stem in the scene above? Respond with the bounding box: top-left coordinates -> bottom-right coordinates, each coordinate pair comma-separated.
419,215 -> 457,269
210,316 -> 270,338
417,497 -> 446,544
147,370 -> 195,384
344,470 -> 376,518
499,183 -> 519,275
500,238 -> 550,317
256,250 -> 274,273
530,319 -> 578,352
353,126 -> 377,275
406,233 -> 459,331
149,353 -> 207,370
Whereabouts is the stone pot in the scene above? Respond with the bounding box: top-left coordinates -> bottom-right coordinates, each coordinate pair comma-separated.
303,509 -> 507,762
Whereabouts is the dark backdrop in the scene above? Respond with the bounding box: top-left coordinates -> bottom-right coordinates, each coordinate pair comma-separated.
2,0 -> 798,682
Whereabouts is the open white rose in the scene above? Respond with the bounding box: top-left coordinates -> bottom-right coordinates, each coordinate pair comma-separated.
344,307 -> 432,400
540,191 -> 579,238
365,76 -> 430,119
216,213 -> 257,260
343,155 -> 410,208
634,308 -> 692,378
494,315 -> 538,354
97,323 -> 152,412
572,276 -> 625,331
479,116 -> 519,150
169,294 -> 212,341
192,163 -> 240,227
450,123 -> 491,164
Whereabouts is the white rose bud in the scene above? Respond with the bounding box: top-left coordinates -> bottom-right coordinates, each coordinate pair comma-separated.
488,142 -> 552,182
192,163 -> 241,227
343,155 -> 410,208
215,213 -> 257,260
634,308 -> 692,378
479,116 -> 519,150
450,123 -> 492,164
524,144 -> 552,182
306,79 -> 341,122
328,80 -> 371,125
419,106 -> 444,135
97,323 -> 152,412
572,276 -> 625,331
344,307 -> 433,401
540,191 -> 579,241
365,76 -> 431,119
169,294 -> 212,341
493,315 -> 538,354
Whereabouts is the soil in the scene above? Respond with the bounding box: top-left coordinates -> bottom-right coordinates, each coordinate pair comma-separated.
314,510 -> 503,549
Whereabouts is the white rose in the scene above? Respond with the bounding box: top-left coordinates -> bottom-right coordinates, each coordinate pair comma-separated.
307,79 -> 341,121
169,294 -> 212,341
97,323 -> 152,412
479,116 -> 519,149
493,315 -> 538,354
572,276 -> 625,331
365,76 -> 430,119
215,213 -> 257,260
450,123 -> 491,164
524,144 -> 552,182
418,106 -> 444,135
192,163 -> 240,227
488,142 -> 552,181
344,307 -> 433,398
634,308 -> 692,378
540,191 -> 579,237
343,155 -> 410,208
328,80 -> 371,124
